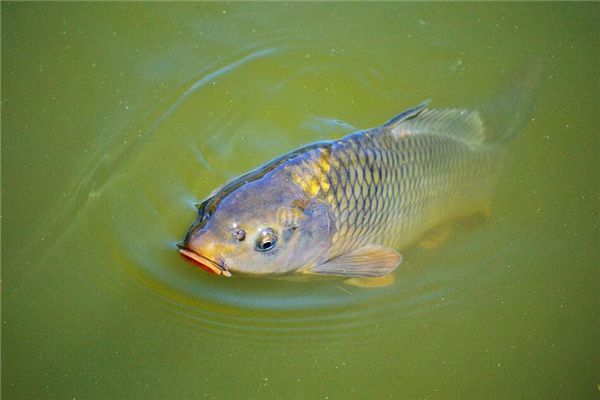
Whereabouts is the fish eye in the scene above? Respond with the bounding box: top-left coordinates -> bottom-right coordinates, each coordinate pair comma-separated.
232,228 -> 246,242
255,228 -> 277,252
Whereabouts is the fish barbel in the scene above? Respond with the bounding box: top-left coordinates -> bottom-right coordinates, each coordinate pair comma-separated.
178,64 -> 541,280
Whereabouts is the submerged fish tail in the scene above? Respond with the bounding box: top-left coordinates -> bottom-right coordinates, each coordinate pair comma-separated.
475,58 -> 544,145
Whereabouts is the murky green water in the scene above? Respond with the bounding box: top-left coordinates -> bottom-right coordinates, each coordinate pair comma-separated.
2,3 -> 598,399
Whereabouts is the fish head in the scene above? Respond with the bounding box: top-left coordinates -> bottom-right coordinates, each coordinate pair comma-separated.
179,172 -> 332,276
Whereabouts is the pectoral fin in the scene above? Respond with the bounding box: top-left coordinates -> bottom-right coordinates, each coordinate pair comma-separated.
309,245 -> 402,277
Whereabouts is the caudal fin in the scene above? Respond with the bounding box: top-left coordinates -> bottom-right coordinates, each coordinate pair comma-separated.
477,58 -> 545,145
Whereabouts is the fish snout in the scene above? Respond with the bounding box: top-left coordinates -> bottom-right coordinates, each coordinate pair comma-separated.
178,230 -> 231,277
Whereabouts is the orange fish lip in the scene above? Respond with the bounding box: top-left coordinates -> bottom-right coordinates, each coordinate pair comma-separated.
178,248 -> 231,277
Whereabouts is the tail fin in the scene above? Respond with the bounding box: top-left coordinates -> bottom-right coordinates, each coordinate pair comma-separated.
476,58 -> 545,145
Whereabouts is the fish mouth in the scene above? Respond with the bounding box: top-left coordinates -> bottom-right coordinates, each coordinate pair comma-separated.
178,248 -> 231,277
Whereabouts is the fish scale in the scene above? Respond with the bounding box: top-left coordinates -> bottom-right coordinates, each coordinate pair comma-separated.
287,118 -> 500,263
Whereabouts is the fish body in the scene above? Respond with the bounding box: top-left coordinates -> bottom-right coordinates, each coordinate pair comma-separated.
178,101 -> 516,278
292,104 -> 502,272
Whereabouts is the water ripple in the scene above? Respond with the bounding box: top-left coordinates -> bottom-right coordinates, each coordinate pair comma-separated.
31,39 -> 497,342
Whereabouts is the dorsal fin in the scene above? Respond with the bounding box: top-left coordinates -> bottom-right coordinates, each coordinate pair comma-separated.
382,100 -> 430,128
391,107 -> 486,145
389,60 -> 544,146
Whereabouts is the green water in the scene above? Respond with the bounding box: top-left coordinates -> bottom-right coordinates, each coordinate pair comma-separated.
2,3 -> 598,399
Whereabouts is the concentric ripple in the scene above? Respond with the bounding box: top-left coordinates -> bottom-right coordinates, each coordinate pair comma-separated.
33,42 -> 499,343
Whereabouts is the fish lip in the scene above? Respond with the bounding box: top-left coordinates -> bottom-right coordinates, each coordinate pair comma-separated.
178,248 -> 231,277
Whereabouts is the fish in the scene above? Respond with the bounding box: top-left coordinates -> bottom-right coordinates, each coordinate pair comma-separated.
178,63 -> 542,281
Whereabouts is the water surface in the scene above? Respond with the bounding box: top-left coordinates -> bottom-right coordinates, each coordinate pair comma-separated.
2,3 -> 598,399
